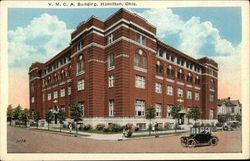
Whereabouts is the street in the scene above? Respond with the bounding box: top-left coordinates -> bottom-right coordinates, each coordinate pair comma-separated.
7,126 -> 241,153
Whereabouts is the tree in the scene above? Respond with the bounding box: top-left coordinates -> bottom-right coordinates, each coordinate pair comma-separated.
70,104 -> 83,136
186,111 -> 192,125
218,115 -> 228,123
20,109 -> 30,127
45,110 -> 54,130
13,105 -> 21,126
188,106 -> 201,124
7,105 -> 13,126
145,106 -> 156,135
235,113 -> 242,122
33,112 -> 41,128
58,109 -> 66,132
170,105 -> 181,133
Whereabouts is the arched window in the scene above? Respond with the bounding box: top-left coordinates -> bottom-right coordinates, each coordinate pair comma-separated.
187,73 -> 193,82
77,55 -> 85,73
166,65 -> 171,76
142,55 -> 147,69
195,76 -> 200,85
134,54 -> 139,67
177,69 -> 182,79
156,61 -> 164,74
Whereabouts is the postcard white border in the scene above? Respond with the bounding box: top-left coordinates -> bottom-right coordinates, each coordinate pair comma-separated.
0,0 -> 249,160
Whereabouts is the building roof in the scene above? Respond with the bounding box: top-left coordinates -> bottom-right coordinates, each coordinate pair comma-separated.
218,97 -> 241,107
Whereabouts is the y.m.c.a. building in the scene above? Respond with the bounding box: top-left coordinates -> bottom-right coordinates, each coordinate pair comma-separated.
29,8 -> 218,129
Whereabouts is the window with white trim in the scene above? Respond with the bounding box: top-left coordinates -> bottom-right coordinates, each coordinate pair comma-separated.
60,88 -> 65,97
187,90 -> 192,99
155,83 -> 162,93
135,75 -> 146,89
167,86 -> 173,96
134,54 -> 139,67
77,79 -> 84,91
77,55 -> 85,74
135,100 -> 145,116
177,88 -> 183,97
136,33 -> 146,45
108,75 -> 114,88
108,33 -> 114,44
109,100 -> 114,117
31,97 -> 35,103
77,40 -> 83,51
108,54 -> 115,69
209,94 -> 214,102
195,92 -> 199,101
48,93 -> 51,100
53,91 -> 58,99
68,86 -> 71,95
142,56 -> 147,69
167,105 -> 173,118
155,103 -> 162,117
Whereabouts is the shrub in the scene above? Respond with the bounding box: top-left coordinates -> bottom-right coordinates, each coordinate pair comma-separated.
134,126 -> 139,131
30,122 -> 38,127
62,124 -> 67,129
83,124 -> 92,131
103,125 -> 112,132
96,123 -> 105,130
164,123 -> 172,129
111,123 -> 123,132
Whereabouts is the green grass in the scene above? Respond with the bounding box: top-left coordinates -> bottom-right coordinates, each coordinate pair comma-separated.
32,128 -> 90,136
51,127 -> 122,135
131,131 -> 189,138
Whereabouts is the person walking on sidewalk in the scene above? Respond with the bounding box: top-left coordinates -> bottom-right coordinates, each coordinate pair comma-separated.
69,123 -> 72,133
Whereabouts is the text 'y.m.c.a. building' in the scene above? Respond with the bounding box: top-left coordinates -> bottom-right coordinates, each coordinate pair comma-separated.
29,8 -> 218,129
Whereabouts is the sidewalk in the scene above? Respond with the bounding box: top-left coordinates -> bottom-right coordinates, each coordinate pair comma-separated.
30,126 -> 189,141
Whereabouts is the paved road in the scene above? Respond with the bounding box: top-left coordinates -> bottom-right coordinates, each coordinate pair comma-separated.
7,126 -> 242,153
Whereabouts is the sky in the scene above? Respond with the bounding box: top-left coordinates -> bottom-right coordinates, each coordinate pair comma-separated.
8,7 -> 242,109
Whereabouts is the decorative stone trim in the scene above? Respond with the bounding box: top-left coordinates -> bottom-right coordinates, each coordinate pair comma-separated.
134,66 -> 147,73
155,75 -> 164,80
176,81 -> 184,86
166,78 -> 175,83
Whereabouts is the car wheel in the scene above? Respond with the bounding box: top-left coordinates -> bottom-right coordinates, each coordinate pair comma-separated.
188,139 -> 196,148
210,136 -> 218,146
180,137 -> 187,147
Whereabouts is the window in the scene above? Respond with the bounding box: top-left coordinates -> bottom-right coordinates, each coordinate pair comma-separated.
177,69 -> 183,80
210,79 -> 215,90
108,33 -> 114,44
136,123 -> 146,130
209,94 -> 214,102
77,40 -> 83,51
187,90 -> 192,99
136,33 -> 146,45
77,79 -> 84,91
108,75 -> 114,88
77,55 -> 85,73
209,110 -> 214,119
68,86 -> 71,95
108,54 -> 115,69
135,100 -> 145,116
79,102 -> 84,117
48,93 -> 51,100
231,107 -> 235,113
135,75 -> 145,89
195,76 -> 200,85
171,69 -> 175,78
187,73 -> 193,82
156,62 -> 164,74
60,88 -> 65,97
53,91 -> 58,99
195,92 -> 199,101
134,54 -> 139,67
142,56 -> 147,69
155,103 -> 162,117
155,83 -> 162,93
31,97 -> 35,103
167,105 -> 173,118
109,100 -> 114,117
178,88 -> 183,97
167,86 -> 173,96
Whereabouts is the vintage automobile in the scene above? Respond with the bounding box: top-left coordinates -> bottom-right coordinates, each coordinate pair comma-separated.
223,121 -> 241,131
180,126 -> 219,148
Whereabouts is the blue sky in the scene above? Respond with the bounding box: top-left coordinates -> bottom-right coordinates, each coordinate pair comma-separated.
7,7 -> 243,108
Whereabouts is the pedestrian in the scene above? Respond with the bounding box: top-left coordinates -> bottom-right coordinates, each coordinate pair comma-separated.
69,122 -> 72,133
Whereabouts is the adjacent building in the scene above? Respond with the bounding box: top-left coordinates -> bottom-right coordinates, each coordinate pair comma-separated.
217,97 -> 242,120
29,8 -> 218,129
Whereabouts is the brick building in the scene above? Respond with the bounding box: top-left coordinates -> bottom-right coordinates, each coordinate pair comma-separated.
29,8 -> 218,128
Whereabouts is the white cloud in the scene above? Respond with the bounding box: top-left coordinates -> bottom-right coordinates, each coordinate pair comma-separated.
137,8 -> 239,59
8,13 -> 74,69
